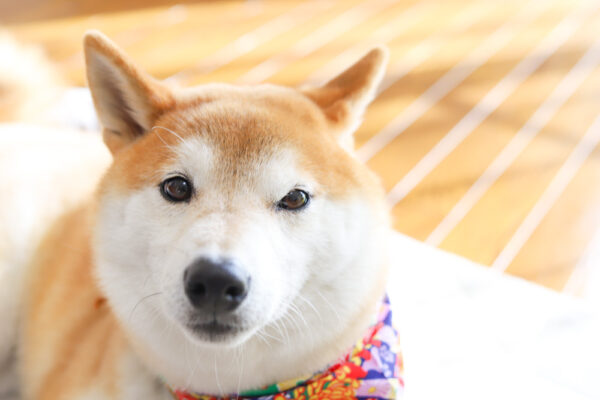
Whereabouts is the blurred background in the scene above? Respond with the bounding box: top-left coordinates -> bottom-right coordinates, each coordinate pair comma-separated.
3,0 -> 600,301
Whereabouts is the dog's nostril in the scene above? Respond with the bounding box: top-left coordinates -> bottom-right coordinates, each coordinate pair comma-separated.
225,284 -> 243,299
189,282 -> 207,298
183,257 -> 249,312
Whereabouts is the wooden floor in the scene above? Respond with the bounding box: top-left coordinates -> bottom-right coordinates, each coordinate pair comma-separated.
4,0 -> 600,295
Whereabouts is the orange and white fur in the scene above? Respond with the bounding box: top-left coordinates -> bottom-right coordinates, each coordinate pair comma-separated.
0,31 -> 392,399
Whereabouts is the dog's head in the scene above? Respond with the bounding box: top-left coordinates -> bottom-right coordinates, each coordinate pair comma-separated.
85,31 -> 390,390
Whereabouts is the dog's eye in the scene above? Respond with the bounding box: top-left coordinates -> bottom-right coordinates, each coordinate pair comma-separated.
277,189 -> 309,211
160,177 -> 192,202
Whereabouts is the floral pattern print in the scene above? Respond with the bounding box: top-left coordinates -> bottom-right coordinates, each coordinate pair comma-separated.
171,296 -> 403,400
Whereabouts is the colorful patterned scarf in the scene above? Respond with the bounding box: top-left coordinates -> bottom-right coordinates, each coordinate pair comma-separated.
171,296 -> 403,400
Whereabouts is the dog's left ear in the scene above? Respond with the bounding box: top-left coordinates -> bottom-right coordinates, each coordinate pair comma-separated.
84,30 -> 174,154
303,46 -> 388,150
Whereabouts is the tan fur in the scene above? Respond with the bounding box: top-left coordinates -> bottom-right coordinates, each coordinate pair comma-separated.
22,206 -> 123,399
14,31 -> 390,399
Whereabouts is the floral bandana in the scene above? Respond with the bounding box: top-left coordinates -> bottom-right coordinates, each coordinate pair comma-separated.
170,296 -> 403,400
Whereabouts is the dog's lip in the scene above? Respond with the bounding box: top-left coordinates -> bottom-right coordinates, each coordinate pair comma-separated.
188,320 -> 239,335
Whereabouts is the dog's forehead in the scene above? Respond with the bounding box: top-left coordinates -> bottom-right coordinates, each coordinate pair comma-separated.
172,101 -> 320,186
171,86 -> 327,147
157,88 -> 331,171
173,136 -> 306,205
106,86 -> 366,197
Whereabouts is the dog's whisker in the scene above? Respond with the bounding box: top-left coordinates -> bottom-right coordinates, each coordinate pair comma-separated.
128,292 -> 162,322
183,330 -> 196,389
287,302 -> 309,329
297,294 -> 323,323
289,306 -> 317,345
254,331 -> 274,348
141,273 -> 154,291
151,125 -> 197,154
213,353 -> 225,398
270,327 -> 286,345
235,345 -> 244,399
284,307 -> 303,330
255,328 -> 282,345
280,313 -> 302,338
151,125 -> 185,143
277,318 -> 291,344
270,319 -> 289,344
153,130 -> 176,151
315,290 -> 342,323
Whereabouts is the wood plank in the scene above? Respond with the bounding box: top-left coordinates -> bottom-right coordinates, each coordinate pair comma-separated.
184,0 -> 376,85
1,0 -> 237,24
389,6 -> 597,241
505,133 -> 600,290
438,60 -> 600,274
354,0 -> 528,154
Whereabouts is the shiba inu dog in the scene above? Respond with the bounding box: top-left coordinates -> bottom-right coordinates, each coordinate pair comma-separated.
0,31 -> 400,399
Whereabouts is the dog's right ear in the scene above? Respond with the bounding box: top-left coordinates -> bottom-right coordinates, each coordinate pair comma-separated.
84,31 -> 174,154
302,47 -> 388,151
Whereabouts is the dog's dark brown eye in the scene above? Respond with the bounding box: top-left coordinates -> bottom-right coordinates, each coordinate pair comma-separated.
277,189 -> 309,211
161,177 -> 192,202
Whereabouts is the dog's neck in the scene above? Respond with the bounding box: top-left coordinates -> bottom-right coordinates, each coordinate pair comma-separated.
170,295 -> 402,399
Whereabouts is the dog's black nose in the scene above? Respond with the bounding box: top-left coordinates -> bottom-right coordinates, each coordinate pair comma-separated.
183,258 -> 249,312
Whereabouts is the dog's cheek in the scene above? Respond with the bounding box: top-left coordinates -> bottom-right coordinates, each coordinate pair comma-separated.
306,197 -> 381,283
94,197 -> 148,323
133,192 -> 201,321
95,189 -> 173,316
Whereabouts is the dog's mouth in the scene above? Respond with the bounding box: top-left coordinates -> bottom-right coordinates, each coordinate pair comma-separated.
185,319 -> 246,343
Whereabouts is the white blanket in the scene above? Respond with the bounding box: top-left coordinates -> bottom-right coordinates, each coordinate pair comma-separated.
388,233 -> 600,399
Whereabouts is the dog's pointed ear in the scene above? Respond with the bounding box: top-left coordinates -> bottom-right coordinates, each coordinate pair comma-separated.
84,30 -> 174,154
302,46 -> 388,150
